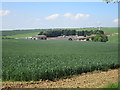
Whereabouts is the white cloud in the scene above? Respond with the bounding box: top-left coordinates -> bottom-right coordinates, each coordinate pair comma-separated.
0,10 -> 11,16
45,13 -> 90,20
113,18 -> 120,24
64,13 -> 90,20
45,14 -> 60,20
75,13 -> 90,19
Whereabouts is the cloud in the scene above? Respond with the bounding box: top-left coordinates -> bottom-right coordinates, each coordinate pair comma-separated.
45,13 -> 90,20
75,13 -> 90,19
45,14 -> 60,20
113,18 -> 120,24
64,13 -> 90,20
0,10 -> 11,16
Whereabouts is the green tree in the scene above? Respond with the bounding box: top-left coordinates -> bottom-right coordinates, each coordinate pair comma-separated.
92,34 -> 108,42
86,38 -> 89,41
98,37 -> 103,42
91,37 -> 94,41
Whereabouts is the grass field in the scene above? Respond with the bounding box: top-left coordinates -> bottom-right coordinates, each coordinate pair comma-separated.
2,32 -> 40,39
107,34 -> 118,43
101,27 -> 118,33
2,39 -> 119,81
77,27 -> 118,33
1,29 -> 48,36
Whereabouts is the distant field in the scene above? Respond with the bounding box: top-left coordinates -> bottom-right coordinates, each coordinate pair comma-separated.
107,34 -> 119,43
76,27 -> 118,33
103,27 -> 118,43
1,29 -> 48,36
2,39 -> 119,81
2,32 -> 40,39
102,27 -> 118,33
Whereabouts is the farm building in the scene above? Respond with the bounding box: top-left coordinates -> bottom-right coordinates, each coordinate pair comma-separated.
26,35 -> 47,40
47,35 -> 90,41
35,35 -> 47,40
78,37 -> 87,41
67,36 -> 87,41
86,34 -> 96,38
51,35 -> 88,41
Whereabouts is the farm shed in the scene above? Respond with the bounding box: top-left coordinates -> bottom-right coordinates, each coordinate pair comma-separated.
26,35 -> 47,40
67,36 -> 87,41
35,35 -> 47,40
79,37 -> 87,41
75,36 -> 87,41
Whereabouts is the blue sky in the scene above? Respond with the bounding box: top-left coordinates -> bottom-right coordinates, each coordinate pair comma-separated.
0,2 -> 118,30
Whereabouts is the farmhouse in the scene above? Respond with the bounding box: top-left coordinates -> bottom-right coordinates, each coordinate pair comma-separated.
35,35 -> 47,40
39,35 -> 97,41
26,35 -> 47,40
86,34 -> 96,38
65,36 -> 87,41
78,37 -> 87,41
49,35 -> 88,41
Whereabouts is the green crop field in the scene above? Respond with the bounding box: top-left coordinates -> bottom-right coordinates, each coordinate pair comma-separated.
2,32 -> 40,39
1,29 -> 48,36
2,39 -> 119,81
107,34 -> 119,43
102,27 -> 118,33
76,27 -> 118,33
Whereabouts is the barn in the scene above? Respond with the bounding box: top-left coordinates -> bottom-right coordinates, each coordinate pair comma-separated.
35,35 -> 47,40
79,37 -> 87,41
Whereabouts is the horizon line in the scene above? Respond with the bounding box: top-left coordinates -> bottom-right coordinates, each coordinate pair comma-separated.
0,26 -> 119,31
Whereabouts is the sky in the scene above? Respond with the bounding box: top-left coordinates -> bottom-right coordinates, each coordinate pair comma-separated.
0,2 -> 119,30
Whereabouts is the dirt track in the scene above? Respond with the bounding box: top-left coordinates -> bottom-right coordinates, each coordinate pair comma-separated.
2,69 -> 119,88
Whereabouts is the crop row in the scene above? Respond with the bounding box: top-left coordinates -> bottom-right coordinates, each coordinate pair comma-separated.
2,39 -> 119,81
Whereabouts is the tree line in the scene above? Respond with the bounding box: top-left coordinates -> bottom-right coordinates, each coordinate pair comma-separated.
39,29 -> 76,37
38,29 -> 104,37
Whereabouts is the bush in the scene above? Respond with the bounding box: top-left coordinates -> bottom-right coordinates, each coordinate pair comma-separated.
92,34 -> 108,42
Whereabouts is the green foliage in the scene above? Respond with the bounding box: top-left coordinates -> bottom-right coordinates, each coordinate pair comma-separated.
38,29 -> 76,37
92,34 -> 108,42
86,38 -> 89,41
91,37 -> 94,41
38,29 -> 105,37
104,81 -> 120,89
76,30 -> 104,36
2,40 -> 119,81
